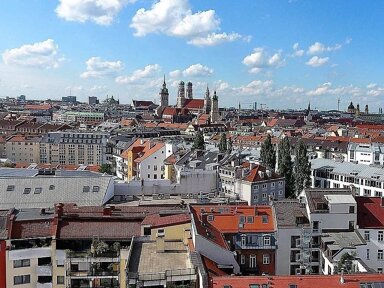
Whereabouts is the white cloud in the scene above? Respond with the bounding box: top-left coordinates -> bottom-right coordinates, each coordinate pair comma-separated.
307,41 -> 342,55
306,56 -> 329,67
130,0 -> 246,46
366,83 -> 377,89
55,0 -> 133,25
80,57 -> 123,78
291,42 -> 304,57
307,82 -> 332,96
243,48 -> 284,73
187,32 -> 249,47
115,64 -> 160,84
2,39 -> 62,69
169,70 -> 182,79
182,64 -> 213,77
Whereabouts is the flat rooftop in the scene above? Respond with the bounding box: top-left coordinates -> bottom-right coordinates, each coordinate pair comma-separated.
129,241 -> 193,275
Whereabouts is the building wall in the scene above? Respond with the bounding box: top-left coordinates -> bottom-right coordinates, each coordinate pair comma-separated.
240,179 -> 285,205
138,146 -> 167,181
276,228 -> 300,275
0,240 -> 6,288
149,223 -> 191,242
6,140 -> 40,163
356,228 -> 384,272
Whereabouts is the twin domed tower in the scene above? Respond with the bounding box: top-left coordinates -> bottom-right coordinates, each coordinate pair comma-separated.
158,78 -> 219,123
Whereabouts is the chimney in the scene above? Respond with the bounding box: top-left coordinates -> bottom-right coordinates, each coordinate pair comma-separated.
156,235 -> 165,253
140,139 -> 144,145
103,206 -> 113,216
340,268 -> 345,284
266,169 -> 272,178
55,203 -> 64,217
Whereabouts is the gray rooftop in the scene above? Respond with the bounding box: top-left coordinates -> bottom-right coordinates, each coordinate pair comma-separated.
322,231 -> 365,250
273,200 -> 309,228
0,168 -> 38,177
311,158 -> 384,181
0,175 -> 114,209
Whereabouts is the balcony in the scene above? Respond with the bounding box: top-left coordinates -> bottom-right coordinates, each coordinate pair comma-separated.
36,265 -> 52,276
68,270 -> 119,279
36,283 -> 52,288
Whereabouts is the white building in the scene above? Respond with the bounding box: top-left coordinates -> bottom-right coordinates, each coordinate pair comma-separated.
347,142 -> 384,166
356,196 -> 384,273
310,158 -> 384,197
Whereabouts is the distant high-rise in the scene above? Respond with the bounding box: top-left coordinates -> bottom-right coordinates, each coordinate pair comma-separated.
88,96 -> 99,105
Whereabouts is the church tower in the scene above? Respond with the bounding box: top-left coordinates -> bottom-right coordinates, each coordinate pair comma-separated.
176,81 -> 185,108
204,85 -> 211,113
365,104 -> 369,114
186,82 -> 193,99
159,75 -> 169,108
210,90 -> 219,123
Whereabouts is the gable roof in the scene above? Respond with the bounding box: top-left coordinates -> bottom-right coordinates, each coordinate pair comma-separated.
183,99 -> 205,110
356,197 -> 384,228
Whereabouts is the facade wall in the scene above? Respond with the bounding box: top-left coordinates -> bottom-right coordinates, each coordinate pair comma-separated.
6,141 -> 40,163
0,240 -> 6,288
240,179 -> 285,205
138,146 -> 167,181
149,223 -> 191,242
357,228 -> 384,272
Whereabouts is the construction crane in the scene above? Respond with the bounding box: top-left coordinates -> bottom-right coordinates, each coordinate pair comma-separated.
238,102 -> 258,110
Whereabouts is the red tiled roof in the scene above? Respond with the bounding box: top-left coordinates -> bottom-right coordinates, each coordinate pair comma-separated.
183,99 -> 205,110
211,274 -> 384,288
202,256 -> 229,277
244,165 -> 283,182
134,142 -> 164,163
58,220 -> 141,240
25,104 -> 52,110
11,220 -> 53,239
356,197 -> 384,228
141,213 -> 190,228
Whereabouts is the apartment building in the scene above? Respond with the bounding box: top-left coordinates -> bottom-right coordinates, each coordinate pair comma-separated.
273,200 -> 321,275
5,135 -> 40,163
356,197 -> 384,273
190,205 -> 277,276
4,203 -> 187,288
347,142 -> 384,165
53,111 -> 105,123
310,158 -> 384,197
40,131 -> 109,165
298,188 -> 363,275
118,139 -> 175,182
238,164 -> 285,205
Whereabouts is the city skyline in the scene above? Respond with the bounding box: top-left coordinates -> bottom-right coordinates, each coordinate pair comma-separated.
0,0 -> 383,110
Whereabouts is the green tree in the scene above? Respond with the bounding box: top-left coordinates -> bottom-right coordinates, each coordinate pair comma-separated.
277,137 -> 294,198
228,137 -> 233,152
218,133 -> 228,152
99,163 -> 113,175
193,131 -> 205,150
293,140 -> 311,196
260,134 -> 276,170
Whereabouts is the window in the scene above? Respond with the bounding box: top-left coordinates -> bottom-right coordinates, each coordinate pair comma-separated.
34,187 -> 42,194
154,165 -> 158,171
241,254 -> 245,265
249,255 -> 256,268
241,236 -> 246,246
7,185 -> 15,191
56,275 -> 64,284
148,165 -> 150,169
379,231 -> 383,242
378,268 -> 383,274
262,193 -> 267,199
289,285 -> 298,288
247,216 -> 254,223
249,285 -> 260,288
367,249 -> 370,260
14,275 -> 30,285
49,185 -> 55,190
83,186 -> 90,192
263,254 -> 270,264
378,250 -> 383,260
364,231 -> 370,241
349,206 -> 355,213
264,236 -> 271,246
14,259 -> 30,268
147,174 -> 150,179
240,215 -> 246,223
262,215 -> 268,224
278,190 -> 283,196
208,215 -> 214,221
23,188 -> 31,194
92,186 -> 99,192
271,182 -> 275,188
154,174 -> 157,179
262,184 -> 267,189
157,228 -> 165,236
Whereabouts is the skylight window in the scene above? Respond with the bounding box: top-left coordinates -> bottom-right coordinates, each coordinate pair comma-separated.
23,188 -> 31,194
49,185 -> 55,190
7,185 -> 15,192
83,186 -> 90,193
92,186 -> 100,192
34,187 -> 42,194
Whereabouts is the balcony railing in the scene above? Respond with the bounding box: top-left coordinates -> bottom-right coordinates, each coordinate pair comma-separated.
68,270 -> 118,278
36,265 -> 52,276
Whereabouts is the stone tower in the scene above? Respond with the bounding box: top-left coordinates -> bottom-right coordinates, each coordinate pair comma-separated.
176,81 -> 185,108
186,82 -> 193,99
159,75 -> 169,108
210,90 -> 219,123
204,85 -> 211,113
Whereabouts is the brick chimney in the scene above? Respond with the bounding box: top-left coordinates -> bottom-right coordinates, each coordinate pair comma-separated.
55,203 -> 64,218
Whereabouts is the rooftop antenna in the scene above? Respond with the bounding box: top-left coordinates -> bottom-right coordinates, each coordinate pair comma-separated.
337,98 -> 340,111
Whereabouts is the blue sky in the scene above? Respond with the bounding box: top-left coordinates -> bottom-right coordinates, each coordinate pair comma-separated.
0,0 -> 383,110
